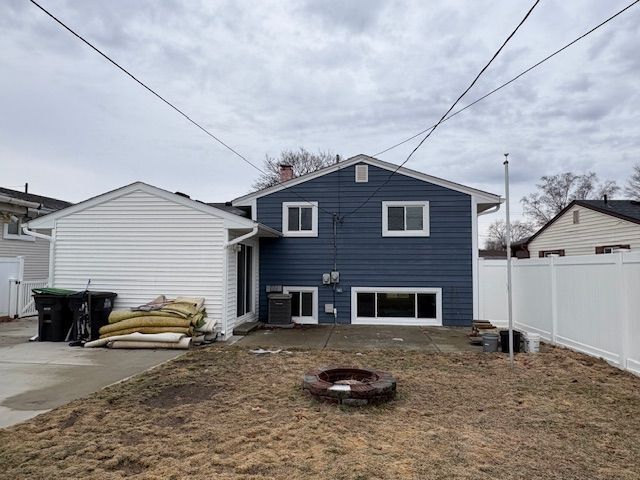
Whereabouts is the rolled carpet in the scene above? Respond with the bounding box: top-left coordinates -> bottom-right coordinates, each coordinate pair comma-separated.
109,337 -> 192,350
100,326 -> 193,338
108,310 -> 185,324
85,332 -> 185,348
99,316 -> 192,335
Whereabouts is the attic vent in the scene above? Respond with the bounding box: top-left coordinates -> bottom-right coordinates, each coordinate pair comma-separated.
355,164 -> 368,183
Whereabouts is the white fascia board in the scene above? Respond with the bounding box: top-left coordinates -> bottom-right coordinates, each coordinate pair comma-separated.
232,154 -> 501,206
27,181 -> 257,229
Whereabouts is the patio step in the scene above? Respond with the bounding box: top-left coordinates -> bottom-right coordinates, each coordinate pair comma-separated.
233,321 -> 260,336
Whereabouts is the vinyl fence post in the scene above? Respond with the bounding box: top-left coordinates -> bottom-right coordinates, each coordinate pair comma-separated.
618,252 -> 629,371
550,256 -> 558,344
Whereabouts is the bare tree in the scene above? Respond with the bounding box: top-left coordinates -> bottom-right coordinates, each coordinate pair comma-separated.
521,172 -> 619,226
252,148 -> 338,190
484,219 -> 536,250
625,163 -> 640,200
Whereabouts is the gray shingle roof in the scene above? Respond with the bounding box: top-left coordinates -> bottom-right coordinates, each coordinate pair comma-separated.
0,187 -> 72,211
574,200 -> 640,224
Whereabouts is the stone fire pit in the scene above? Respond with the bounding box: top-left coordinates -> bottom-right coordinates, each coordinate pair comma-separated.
303,366 -> 396,406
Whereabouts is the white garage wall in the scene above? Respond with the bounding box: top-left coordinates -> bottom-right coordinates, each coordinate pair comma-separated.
52,189 -> 225,328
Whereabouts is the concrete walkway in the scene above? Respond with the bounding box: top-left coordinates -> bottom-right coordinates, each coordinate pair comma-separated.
0,318 -> 184,429
233,324 -> 480,352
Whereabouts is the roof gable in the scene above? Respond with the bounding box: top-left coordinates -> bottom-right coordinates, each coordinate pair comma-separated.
232,154 -> 501,206
27,182 -> 257,230
525,200 -> 640,245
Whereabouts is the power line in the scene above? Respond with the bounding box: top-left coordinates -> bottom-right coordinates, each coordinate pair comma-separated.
374,0 -> 640,157
28,0 -> 336,215
342,0 -> 540,219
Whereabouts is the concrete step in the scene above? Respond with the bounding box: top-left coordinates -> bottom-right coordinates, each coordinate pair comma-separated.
233,321 -> 260,336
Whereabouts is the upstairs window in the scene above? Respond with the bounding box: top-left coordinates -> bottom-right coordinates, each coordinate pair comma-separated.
282,202 -> 318,237
382,201 -> 429,237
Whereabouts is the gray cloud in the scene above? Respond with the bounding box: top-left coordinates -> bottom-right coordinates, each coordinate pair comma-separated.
0,0 -> 638,235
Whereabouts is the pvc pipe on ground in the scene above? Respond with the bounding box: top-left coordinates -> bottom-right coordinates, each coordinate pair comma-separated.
109,337 -> 192,349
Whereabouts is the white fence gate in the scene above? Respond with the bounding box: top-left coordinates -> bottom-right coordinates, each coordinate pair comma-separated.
478,252 -> 640,375
16,279 -> 48,317
1,256 -> 23,317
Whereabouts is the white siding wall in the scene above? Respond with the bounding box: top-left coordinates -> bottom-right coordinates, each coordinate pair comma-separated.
529,205 -> 640,257
51,190 -> 226,328
0,223 -> 50,280
225,237 -> 259,334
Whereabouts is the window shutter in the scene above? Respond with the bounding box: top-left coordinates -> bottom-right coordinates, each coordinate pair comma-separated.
355,164 -> 368,183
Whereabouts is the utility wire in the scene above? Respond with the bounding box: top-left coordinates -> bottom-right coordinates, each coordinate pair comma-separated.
375,0 -> 640,157
342,0 -> 540,219
28,0 -> 335,215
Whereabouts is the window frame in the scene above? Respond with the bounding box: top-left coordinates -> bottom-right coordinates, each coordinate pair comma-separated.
3,219 -> 35,242
596,244 -> 630,254
282,286 -> 318,324
282,201 -> 318,237
351,287 -> 442,326
381,201 -> 430,237
539,249 -> 565,258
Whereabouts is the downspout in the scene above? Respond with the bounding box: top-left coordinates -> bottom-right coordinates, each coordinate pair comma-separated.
224,226 -> 258,248
22,225 -> 53,242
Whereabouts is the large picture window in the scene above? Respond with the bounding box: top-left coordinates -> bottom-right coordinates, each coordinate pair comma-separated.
282,202 -> 318,237
351,287 -> 441,325
236,244 -> 253,317
382,201 -> 429,237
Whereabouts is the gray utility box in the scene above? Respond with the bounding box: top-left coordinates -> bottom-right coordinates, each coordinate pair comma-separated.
268,293 -> 292,325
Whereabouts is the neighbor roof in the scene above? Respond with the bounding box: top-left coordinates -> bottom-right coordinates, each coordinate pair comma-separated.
27,182 -> 280,236
0,187 -> 72,212
524,199 -> 640,246
232,154 -> 502,207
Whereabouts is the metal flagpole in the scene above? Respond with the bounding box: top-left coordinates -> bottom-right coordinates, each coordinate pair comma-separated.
504,153 -> 514,368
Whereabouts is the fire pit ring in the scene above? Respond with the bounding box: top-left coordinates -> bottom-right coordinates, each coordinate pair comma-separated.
303,366 -> 396,406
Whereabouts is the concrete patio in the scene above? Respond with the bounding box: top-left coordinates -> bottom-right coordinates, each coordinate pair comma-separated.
232,324 -> 480,352
0,317 -> 185,428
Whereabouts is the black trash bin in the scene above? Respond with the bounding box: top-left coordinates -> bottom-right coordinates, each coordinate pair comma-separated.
500,329 -> 522,353
68,291 -> 117,342
32,288 -> 76,342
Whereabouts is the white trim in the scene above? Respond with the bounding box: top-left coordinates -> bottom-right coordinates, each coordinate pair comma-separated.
381,201 -> 429,237
282,286 -> 318,324
350,286 -> 443,326
355,164 -> 368,183
3,221 -> 35,242
26,181 -> 267,231
282,201 -> 318,237
232,154 -> 501,206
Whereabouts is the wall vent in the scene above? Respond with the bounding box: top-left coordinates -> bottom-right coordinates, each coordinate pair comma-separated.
355,164 -> 368,183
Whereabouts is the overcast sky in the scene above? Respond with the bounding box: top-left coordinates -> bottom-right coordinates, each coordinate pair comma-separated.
1,0 -> 639,242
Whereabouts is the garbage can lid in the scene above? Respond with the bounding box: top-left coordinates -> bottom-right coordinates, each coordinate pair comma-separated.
32,287 -> 76,296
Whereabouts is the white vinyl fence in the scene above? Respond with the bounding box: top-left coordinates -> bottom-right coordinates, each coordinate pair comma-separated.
1,256 -> 23,317
16,279 -> 48,317
478,251 -> 640,375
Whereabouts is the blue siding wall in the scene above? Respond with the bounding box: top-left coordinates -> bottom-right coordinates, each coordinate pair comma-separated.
257,163 -> 473,326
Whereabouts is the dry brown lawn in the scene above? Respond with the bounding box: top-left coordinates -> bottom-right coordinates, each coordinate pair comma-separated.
1,345 -> 639,479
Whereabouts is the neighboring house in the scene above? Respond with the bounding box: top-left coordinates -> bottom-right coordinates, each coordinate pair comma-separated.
26,182 -> 279,338
0,187 -> 72,280
232,154 -> 501,327
516,200 -> 640,258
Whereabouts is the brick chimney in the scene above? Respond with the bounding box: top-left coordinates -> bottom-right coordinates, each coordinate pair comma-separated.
279,164 -> 294,182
